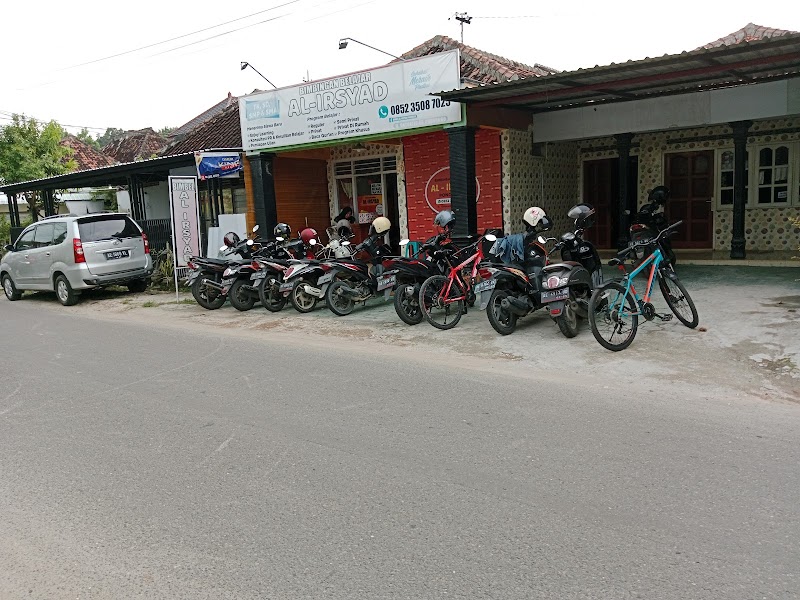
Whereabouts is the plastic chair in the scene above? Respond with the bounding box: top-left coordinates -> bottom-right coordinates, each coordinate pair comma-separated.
403,241 -> 422,257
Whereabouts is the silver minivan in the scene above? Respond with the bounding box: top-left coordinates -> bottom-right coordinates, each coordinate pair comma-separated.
1,213 -> 154,306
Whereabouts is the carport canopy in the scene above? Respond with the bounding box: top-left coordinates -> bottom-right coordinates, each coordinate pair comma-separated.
437,32 -> 800,113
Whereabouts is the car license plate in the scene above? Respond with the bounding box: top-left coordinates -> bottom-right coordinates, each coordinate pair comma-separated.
376,274 -> 396,291
541,288 -> 569,303
251,271 -> 265,280
474,278 -> 496,294
105,249 -> 130,260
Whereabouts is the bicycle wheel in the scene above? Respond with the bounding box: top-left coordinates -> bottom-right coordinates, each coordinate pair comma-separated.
419,275 -> 464,330
658,271 -> 698,329
588,282 -> 639,352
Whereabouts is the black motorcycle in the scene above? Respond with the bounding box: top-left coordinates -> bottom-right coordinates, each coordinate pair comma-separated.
323,233 -> 393,316
478,204 -> 601,337
250,237 -> 308,312
381,234 -> 459,325
629,185 -> 677,268
185,229 -> 260,310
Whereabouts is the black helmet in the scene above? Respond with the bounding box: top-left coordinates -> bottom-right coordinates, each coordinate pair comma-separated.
567,204 -> 595,229
648,186 -> 670,206
223,232 -> 241,248
274,223 -> 291,238
434,210 -> 456,232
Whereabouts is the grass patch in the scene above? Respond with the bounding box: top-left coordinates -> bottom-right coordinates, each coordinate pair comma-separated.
141,301 -> 161,308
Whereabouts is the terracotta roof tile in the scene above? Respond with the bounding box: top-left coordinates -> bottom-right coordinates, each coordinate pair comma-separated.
400,35 -> 559,84
60,135 -> 117,170
700,22 -> 797,49
170,92 -> 238,139
161,104 -> 242,155
102,128 -> 168,163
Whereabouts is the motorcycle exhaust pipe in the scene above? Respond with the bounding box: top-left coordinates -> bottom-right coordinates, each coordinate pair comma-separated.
202,279 -> 225,292
302,284 -> 323,297
501,295 -> 532,316
332,283 -> 359,298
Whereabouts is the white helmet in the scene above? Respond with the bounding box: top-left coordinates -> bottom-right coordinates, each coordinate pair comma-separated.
370,216 -> 391,235
523,207 -> 547,228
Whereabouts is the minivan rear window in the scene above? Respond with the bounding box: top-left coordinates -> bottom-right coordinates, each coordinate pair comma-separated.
78,215 -> 141,243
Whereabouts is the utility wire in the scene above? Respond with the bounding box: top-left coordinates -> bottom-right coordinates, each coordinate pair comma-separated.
472,15 -> 543,18
56,0 -> 302,72
0,111 -> 108,132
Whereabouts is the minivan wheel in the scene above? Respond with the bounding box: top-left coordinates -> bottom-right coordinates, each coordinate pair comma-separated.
127,279 -> 148,293
55,274 -> 79,306
2,275 -> 22,301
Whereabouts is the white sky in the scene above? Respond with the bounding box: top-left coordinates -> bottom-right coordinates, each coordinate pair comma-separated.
1,0 -> 798,136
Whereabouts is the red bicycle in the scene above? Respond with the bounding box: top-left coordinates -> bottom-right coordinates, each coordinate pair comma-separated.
419,232 -> 497,330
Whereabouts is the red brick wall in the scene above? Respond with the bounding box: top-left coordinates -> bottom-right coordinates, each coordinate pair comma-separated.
403,129 -> 502,240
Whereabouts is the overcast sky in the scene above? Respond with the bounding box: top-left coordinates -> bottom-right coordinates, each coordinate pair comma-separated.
1,0 -> 798,137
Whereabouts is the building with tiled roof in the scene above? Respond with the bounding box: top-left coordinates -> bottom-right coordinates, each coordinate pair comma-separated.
161,103 -> 242,156
401,35 -> 559,85
103,128 -> 168,163
60,135 -> 117,171
699,22 -> 797,49
169,92 -> 238,141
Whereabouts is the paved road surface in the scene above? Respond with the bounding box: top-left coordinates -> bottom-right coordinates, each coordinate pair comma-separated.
1,300 -> 798,599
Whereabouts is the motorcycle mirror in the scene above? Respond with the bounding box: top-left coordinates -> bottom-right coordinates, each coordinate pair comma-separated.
485,234 -> 497,242
309,239 -> 317,246
247,239 -> 254,246
275,236 -> 284,242
252,225 -> 259,232
399,239 -> 410,246
537,235 -> 547,244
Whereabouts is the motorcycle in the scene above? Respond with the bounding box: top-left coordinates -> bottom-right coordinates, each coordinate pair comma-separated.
323,233 -> 393,316
250,236 -> 309,313
185,227 -> 260,310
478,204 -> 601,337
279,231 -> 354,313
381,234 -> 459,325
628,185 -> 677,268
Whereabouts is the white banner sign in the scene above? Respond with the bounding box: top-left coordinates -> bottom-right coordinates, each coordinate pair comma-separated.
168,176 -> 201,267
239,50 -> 462,153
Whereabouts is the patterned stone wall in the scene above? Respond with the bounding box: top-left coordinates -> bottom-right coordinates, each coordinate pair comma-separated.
573,117 -> 800,251
502,128 -> 580,235
326,143 -> 408,239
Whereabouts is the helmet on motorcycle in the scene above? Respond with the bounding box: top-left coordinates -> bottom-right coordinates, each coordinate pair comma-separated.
648,186 -> 670,206
433,210 -> 456,233
369,216 -> 391,236
522,207 -> 551,232
274,223 -> 291,238
223,232 -> 241,248
567,204 -> 596,229
299,228 -> 319,245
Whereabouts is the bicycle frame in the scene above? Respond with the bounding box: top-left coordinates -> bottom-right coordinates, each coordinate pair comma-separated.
612,246 -> 665,315
439,241 -> 485,304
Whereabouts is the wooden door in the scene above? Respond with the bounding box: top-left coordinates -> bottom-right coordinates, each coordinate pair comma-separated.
274,157 -> 331,240
665,151 -> 713,248
582,159 -> 614,248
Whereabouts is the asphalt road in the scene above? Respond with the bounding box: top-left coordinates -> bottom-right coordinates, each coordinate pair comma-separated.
1,300 -> 799,599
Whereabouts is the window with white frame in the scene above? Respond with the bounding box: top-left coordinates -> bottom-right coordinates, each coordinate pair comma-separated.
716,142 -> 799,208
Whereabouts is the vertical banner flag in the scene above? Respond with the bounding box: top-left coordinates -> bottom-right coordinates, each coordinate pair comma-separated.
168,176 -> 201,267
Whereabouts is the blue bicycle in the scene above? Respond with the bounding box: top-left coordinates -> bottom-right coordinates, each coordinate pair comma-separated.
588,220 -> 698,351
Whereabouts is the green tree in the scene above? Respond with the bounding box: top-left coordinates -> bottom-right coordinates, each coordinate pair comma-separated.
158,126 -> 175,137
97,127 -> 125,148
76,127 -> 101,150
0,114 -> 76,219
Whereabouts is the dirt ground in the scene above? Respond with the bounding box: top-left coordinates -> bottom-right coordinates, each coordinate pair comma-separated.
13,265 -> 800,404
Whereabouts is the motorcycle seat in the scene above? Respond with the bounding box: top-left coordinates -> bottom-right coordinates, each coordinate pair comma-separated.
543,262 -> 580,272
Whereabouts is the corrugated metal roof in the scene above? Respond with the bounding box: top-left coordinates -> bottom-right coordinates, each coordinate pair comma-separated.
438,33 -> 800,113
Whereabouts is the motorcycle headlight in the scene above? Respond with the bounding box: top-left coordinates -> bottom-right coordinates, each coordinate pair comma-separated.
223,267 -> 233,277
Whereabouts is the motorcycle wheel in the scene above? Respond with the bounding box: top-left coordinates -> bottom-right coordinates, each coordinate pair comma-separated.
486,289 -> 517,335
393,282 -> 423,325
419,275 -> 464,330
326,280 -> 355,316
229,279 -> 256,312
555,298 -> 579,338
258,275 -> 287,312
191,275 -> 226,310
290,279 -> 318,313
